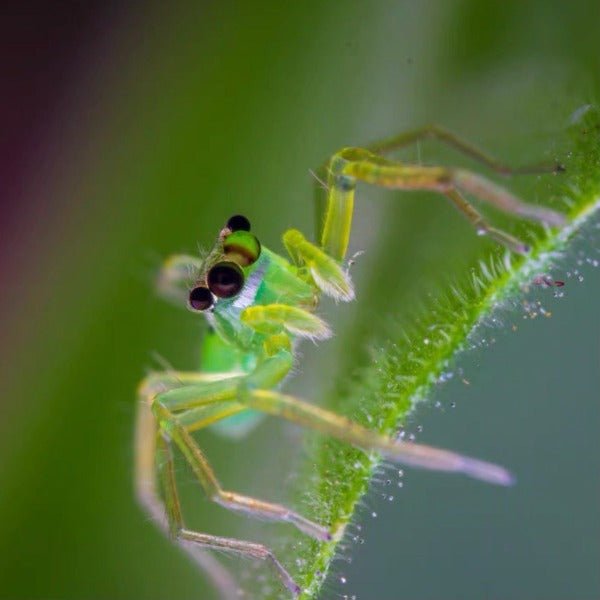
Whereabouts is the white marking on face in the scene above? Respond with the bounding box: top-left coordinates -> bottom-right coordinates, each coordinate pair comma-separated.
204,310 -> 217,329
232,260 -> 267,310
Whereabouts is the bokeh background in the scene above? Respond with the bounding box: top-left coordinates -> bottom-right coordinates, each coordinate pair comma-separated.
0,1 -> 598,599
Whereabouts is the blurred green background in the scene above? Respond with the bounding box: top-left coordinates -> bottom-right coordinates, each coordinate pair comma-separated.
0,1 -> 598,599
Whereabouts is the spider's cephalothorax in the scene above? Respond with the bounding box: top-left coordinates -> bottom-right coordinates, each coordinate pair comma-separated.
136,126 -> 565,598
188,215 -> 323,356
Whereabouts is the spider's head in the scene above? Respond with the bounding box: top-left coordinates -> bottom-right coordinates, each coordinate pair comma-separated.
158,213 -> 315,350
187,214 -> 262,313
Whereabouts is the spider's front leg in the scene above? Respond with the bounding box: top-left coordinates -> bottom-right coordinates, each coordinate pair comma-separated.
314,130 -> 566,262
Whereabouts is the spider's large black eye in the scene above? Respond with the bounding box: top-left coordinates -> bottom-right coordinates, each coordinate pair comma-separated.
188,286 -> 213,311
226,214 -> 251,232
207,261 -> 244,298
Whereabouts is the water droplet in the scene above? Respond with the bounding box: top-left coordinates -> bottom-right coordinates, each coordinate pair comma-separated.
340,576 -> 347,585
424,338 -> 430,345
371,511 -> 378,518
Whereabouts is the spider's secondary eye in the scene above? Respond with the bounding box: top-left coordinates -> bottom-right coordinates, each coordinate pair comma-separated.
188,286 -> 213,311
226,214 -> 251,232
207,261 -> 244,298
223,230 -> 261,266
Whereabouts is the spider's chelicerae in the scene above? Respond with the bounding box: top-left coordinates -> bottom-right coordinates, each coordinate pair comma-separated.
135,126 -> 564,598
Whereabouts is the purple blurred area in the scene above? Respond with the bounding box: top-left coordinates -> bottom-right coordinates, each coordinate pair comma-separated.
0,1 -> 120,273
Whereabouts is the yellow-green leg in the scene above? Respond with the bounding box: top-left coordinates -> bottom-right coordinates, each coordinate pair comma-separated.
136,344 -> 513,599
151,397 -> 332,541
282,228 -> 355,302
236,322 -> 515,486
318,139 -> 565,261
134,400 -> 241,600
136,371 -> 329,598
445,188 -> 530,254
156,253 -> 204,306
154,427 -> 302,598
137,368 -> 332,540
241,302 -> 332,340
366,124 -> 564,175
238,386 -> 512,485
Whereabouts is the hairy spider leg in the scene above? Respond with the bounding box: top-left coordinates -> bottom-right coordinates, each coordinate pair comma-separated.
137,318 -> 514,597
134,389 -> 241,600
314,128 -> 565,261
154,425 -> 301,598
136,371 -> 321,598
366,124 -> 564,175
